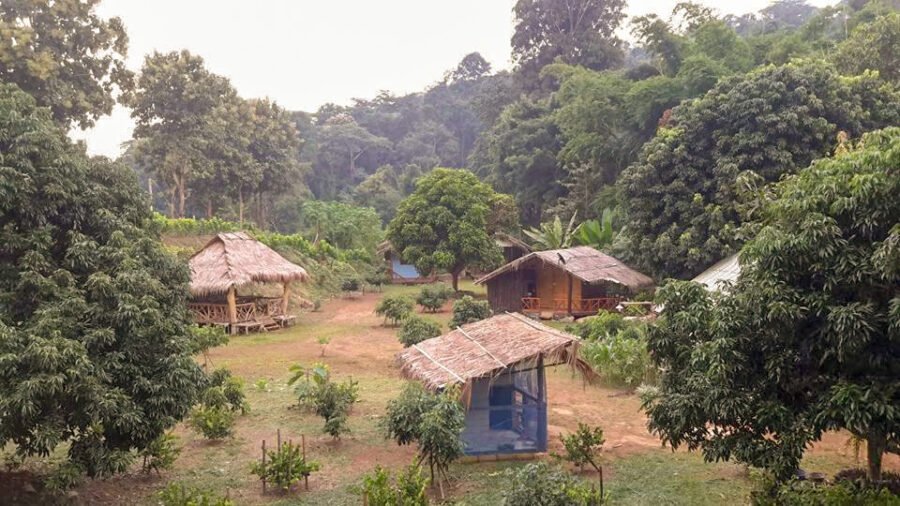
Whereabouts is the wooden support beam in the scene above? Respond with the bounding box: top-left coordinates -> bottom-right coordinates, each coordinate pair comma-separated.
567,273 -> 573,315
281,282 -> 291,316
226,286 -> 237,335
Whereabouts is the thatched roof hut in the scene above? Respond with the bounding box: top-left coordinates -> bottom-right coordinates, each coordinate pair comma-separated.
397,312 -> 594,456
189,232 -> 309,298
474,246 -> 654,316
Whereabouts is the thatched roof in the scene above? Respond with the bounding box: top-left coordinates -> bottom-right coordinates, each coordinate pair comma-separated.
397,312 -> 594,391
189,232 -> 309,297
493,232 -> 532,254
692,253 -> 741,292
475,246 -> 654,292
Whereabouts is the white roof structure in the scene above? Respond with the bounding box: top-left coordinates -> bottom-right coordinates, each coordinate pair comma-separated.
692,254 -> 741,292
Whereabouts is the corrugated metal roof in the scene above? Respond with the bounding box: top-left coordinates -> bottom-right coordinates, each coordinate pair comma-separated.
692,254 -> 741,292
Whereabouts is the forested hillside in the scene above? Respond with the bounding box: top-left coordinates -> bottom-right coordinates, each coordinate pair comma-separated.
122,0 -> 900,280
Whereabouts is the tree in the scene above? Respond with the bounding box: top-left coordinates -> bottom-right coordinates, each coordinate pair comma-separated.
0,82 -> 204,477
445,52 -> 492,83
0,0 -> 132,128
642,127 -> 900,481
387,169 -> 516,290
127,50 -> 239,217
398,316 -> 442,347
618,62 -> 900,279
833,12 -> 900,82
512,0 -> 627,86
449,296 -> 492,328
470,98 -> 565,226
311,113 -> 391,199
524,214 -> 579,250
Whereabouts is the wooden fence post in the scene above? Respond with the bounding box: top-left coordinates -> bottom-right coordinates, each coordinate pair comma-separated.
261,439 -> 267,494
302,434 -> 308,490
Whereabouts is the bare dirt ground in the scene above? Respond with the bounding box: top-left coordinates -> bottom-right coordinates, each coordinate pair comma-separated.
4,288 -> 897,505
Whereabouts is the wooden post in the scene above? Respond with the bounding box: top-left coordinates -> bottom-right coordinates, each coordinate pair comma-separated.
281,282 -> 291,316
302,434 -> 308,490
567,273 -> 573,315
261,439 -> 267,494
226,286 -> 237,335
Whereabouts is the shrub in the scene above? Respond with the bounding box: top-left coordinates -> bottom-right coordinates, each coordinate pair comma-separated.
140,432 -> 181,474
189,325 -> 230,368
448,296 -> 491,328
365,270 -> 392,291
751,477 -> 900,506
156,482 -> 235,506
572,313 -> 656,387
558,423 -> 605,474
385,383 -> 440,446
341,278 -> 361,293
44,462 -> 85,492
375,295 -> 415,326
359,464 -> 429,506
416,284 -> 454,312
317,336 -> 331,356
503,461 -> 604,506
250,441 -> 321,492
312,298 -> 323,312
287,363 -> 358,438
189,406 -> 236,440
202,368 -> 249,414
399,316 -> 442,347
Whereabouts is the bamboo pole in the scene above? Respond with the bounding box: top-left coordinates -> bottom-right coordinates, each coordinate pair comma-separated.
261,439 -> 267,494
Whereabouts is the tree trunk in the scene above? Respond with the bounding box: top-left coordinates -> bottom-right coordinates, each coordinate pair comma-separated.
206,199 -> 213,218
451,266 -> 463,291
238,187 -> 244,225
868,431 -> 886,481
177,171 -> 186,218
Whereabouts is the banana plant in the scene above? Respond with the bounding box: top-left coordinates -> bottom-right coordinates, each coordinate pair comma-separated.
574,208 -> 616,250
523,212 -> 578,250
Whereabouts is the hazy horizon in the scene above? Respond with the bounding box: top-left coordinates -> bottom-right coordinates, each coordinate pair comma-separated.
72,0 -> 837,158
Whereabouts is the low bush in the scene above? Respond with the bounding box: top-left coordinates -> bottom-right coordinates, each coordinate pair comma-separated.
203,368 -> 249,414
365,270 -> 393,292
287,363 -> 359,438
448,296 -> 491,328
250,441 -> 321,492
399,316 -> 442,347
416,284 -> 454,312
341,278 -> 361,293
558,423 -> 605,475
140,432 -> 181,474
571,312 -> 656,387
375,295 -> 415,326
156,482 -> 235,506
44,462 -> 85,492
189,406 -> 236,440
503,461 -> 604,505
359,464 -> 429,506
751,477 -> 900,506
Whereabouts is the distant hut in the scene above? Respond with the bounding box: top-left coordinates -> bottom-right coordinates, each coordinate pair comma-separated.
692,253 -> 741,292
376,241 -> 437,285
378,233 -> 530,285
475,246 -> 654,318
188,232 -> 309,333
397,313 -> 594,457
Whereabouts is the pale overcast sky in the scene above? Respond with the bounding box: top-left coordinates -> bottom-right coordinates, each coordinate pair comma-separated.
72,0 -> 837,158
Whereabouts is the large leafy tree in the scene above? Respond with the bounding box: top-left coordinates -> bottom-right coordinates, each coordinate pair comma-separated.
618,62 -> 900,279
471,98 -> 565,226
833,12 -> 900,82
387,169 -> 517,290
0,83 -> 204,477
0,0 -> 132,128
311,113 -> 391,199
127,50 -> 239,218
512,0 -> 627,86
643,127 -> 900,481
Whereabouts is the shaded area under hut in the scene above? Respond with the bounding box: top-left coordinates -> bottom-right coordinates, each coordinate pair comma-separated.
397,313 -> 595,458
188,232 -> 309,334
475,246 -> 654,318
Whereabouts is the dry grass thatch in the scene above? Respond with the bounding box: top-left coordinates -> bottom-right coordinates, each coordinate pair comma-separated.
189,232 -> 309,297
397,312 -> 596,392
475,246 -> 654,292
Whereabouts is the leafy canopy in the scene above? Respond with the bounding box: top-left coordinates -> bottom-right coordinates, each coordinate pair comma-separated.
387,168 -> 517,289
619,62 -> 900,279
0,82 -> 204,477
642,127 -> 900,481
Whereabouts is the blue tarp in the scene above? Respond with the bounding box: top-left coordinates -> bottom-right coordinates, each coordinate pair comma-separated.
392,259 -> 422,279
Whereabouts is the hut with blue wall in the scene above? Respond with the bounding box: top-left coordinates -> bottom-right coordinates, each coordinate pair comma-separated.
397,312 -> 594,457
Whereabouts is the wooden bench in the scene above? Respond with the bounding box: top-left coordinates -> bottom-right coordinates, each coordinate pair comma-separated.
274,314 -> 297,327
233,321 -> 265,334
